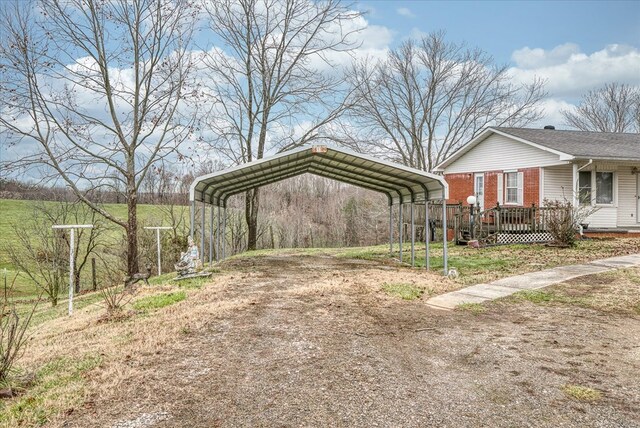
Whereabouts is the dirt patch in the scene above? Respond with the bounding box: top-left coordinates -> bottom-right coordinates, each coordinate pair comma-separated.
35,255 -> 640,427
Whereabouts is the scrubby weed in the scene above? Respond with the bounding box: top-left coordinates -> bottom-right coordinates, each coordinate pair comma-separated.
0,273 -> 39,384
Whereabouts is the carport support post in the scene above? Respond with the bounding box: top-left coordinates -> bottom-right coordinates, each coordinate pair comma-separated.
190,200 -> 195,240
398,203 -> 403,263
425,195 -> 430,270
200,200 -> 206,264
209,205 -> 214,265
388,204 -> 393,257
442,199 -> 448,275
410,202 -> 415,267
216,206 -> 221,262
222,208 -> 227,260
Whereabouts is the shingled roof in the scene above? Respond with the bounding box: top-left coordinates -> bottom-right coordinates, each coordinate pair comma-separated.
494,127 -> 640,160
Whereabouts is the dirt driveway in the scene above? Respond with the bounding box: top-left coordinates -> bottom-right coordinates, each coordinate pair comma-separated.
65,254 -> 640,428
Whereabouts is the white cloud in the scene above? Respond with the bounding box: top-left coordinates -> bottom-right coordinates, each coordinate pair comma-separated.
397,7 -> 415,18
508,43 -> 640,98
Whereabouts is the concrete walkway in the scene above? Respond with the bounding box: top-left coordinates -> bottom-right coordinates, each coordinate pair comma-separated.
426,253 -> 640,310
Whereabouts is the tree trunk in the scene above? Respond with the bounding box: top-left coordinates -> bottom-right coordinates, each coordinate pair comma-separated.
245,188 -> 260,251
74,269 -> 81,294
126,189 -> 139,277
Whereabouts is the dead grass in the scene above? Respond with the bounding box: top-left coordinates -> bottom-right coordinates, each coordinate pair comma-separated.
0,271 -> 256,427
500,267 -> 640,315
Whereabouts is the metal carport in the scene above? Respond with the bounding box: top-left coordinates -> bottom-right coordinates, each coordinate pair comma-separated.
189,145 -> 449,274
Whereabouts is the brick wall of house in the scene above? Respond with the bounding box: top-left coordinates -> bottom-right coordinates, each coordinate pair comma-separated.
444,173 -> 474,205
522,167 -> 540,206
444,167 -> 540,207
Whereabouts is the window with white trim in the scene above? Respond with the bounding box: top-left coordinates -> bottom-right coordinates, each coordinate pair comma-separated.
596,172 -> 614,204
578,171 -> 592,204
504,172 -> 522,204
578,171 -> 615,205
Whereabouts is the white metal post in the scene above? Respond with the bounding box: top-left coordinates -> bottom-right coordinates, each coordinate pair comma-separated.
425,196 -> 430,270
52,224 -> 93,316
156,229 -> 161,276
69,228 -> 74,316
201,201 -> 206,264
389,204 -> 393,257
442,198 -> 448,275
222,207 -> 227,260
398,203 -> 403,263
144,227 -> 173,276
410,202 -> 415,267
216,207 -> 221,262
209,206 -> 214,265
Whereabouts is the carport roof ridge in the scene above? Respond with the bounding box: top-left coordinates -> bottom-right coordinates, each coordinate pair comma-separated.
190,145 -> 448,207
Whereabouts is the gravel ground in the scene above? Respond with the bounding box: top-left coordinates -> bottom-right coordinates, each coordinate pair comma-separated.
63,255 -> 640,428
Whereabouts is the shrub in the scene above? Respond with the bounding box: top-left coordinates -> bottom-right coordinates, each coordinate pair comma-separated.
0,273 -> 39,382
543,199 -> 598,247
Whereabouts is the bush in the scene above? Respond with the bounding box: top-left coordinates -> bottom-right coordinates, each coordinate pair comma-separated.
543,199 -> 597,247
0,273 -> 39,382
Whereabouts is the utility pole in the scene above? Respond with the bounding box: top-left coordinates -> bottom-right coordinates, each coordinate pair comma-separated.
52,224 -> 94,316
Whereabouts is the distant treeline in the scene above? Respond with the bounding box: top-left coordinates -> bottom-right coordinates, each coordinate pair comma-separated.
0,177 -> 189,205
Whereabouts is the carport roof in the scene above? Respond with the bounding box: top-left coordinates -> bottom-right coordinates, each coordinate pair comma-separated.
190,145 -> 448,206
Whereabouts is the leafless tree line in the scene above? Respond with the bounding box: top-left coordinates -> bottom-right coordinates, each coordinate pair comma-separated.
562,82 -> 640,133
9,0 -> 632,265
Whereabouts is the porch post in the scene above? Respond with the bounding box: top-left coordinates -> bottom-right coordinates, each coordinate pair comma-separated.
572,162 -> 579,207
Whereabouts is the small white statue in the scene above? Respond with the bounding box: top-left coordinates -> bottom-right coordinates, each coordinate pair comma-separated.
175,236 -> 201,277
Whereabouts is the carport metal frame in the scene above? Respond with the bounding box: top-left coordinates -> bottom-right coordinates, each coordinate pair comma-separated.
189,145 -> 449,274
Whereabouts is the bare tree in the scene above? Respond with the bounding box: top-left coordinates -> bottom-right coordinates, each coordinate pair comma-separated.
0,0 -> 197,276
562,82 -> 640,133
201,0 -> 362,250
3,200 -> 103,304
342,31 -> 547,171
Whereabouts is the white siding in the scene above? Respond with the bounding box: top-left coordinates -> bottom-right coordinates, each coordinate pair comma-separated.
617,165 -> 640,227
580,162 -> 622,228
585,207 -> 617,228
542,165 -> 573,202
445,134 -> 564,174
543,163 -> 619,228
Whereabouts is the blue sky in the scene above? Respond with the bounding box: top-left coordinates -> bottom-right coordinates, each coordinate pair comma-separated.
361,1 -> 640,63
355,0 -> 640,125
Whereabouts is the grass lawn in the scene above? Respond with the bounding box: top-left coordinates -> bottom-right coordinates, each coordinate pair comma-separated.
245,238 -> 640,286
0,199 -> 173,298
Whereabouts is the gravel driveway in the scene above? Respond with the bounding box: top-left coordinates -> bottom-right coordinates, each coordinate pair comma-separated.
64,255 -> 640,428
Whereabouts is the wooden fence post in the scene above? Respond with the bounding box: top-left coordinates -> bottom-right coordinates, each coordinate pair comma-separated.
91,257 -> 97,291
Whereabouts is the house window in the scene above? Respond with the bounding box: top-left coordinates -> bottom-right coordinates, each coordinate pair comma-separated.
578,171 -> 592,204
505,172 -> 519,204
596,172 -> 614,204
578,171 -> 614,205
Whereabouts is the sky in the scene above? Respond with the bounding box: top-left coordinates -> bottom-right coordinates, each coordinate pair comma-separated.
354,0 -> 640,127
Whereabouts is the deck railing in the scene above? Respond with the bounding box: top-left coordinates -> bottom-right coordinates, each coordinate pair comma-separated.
416,203 -> 569,245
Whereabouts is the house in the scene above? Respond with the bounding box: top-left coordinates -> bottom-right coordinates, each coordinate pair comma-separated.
435,126 -> 640,234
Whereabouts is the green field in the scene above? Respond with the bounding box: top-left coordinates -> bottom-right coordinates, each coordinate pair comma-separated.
0,199 -> 175,298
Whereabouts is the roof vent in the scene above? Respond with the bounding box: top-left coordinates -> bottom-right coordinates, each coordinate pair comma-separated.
543,125 -> 555,130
